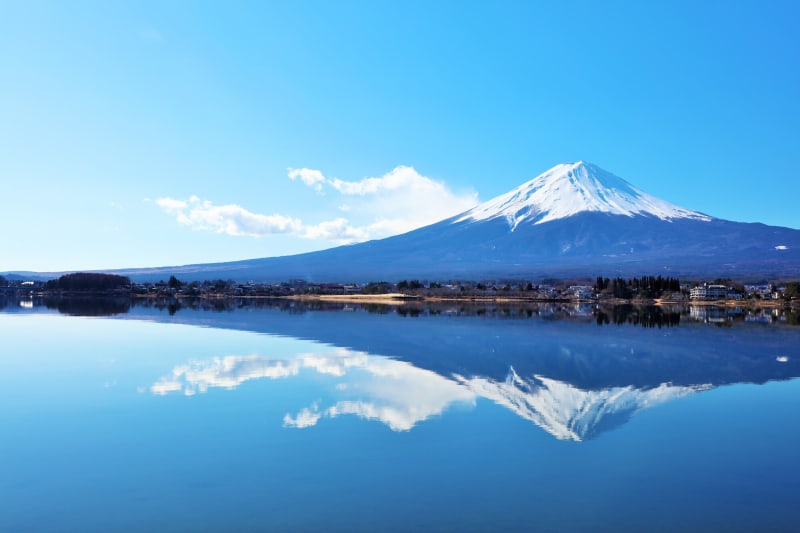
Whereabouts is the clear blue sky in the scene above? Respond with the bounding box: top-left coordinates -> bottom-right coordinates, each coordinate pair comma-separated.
2,0 -> 799,272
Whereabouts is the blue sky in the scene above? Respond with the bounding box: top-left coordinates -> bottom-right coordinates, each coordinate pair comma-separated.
2,1 -> 799,272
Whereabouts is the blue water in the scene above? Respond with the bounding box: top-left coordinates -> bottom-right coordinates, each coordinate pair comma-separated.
1,303 -> 799,531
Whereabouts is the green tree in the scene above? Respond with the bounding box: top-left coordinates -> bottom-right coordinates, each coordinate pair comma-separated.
363,281 -> 391,294
784,282 -> 800,299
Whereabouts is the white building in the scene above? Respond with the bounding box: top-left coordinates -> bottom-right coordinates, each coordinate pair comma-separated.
690,284 -> 729,301
568,285 -> 594,299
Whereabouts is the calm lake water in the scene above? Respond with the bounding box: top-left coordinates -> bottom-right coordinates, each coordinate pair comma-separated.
2,298 -> 799,532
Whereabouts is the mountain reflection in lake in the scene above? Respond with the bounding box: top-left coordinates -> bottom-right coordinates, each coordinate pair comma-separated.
2,300 -> 799,531
148,344 -> 714,441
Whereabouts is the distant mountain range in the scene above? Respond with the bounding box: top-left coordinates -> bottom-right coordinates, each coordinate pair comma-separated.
7,162 -> 800,281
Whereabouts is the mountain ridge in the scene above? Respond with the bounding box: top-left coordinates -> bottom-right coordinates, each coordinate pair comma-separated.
5,161 -> 799,281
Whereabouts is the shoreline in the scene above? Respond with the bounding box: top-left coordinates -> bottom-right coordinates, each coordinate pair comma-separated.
286,294 -> 796,309
12,291 -> 796,309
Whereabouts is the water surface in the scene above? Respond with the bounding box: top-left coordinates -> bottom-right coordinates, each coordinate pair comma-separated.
1,300 -> 799,531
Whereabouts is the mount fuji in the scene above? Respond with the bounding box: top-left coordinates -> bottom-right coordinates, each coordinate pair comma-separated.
19,161 -> 800,281
454,161 -> 712,227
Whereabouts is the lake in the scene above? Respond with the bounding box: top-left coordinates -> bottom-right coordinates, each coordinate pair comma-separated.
1,298 -> 799,532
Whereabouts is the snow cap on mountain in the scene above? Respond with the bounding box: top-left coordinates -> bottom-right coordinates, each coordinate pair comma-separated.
456,161 -> 711,228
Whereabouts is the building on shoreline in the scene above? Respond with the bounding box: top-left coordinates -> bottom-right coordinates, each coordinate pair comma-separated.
690,284 -> 730,301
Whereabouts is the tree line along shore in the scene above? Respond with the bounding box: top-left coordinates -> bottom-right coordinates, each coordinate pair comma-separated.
2,272 -> 799,308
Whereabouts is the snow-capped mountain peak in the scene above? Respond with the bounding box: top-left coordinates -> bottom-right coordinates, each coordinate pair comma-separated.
456,161 -> 711,228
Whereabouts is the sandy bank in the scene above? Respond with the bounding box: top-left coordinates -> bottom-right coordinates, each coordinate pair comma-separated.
286,293 -> 420,305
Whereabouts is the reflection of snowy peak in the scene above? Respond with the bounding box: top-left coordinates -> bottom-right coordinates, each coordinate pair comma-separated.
456,368 -> 710,442
456,161 -> 711,228
151,348 -> 712,440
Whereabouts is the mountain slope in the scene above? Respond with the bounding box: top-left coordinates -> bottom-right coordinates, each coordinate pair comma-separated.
10,161 -> 799,281
120,162 -> 797,281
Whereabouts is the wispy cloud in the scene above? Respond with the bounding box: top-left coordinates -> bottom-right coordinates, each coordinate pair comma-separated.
155,197 -> 187,211
156,166 -> 478,244
325,165 -> 453,196
155,197 -> 303,237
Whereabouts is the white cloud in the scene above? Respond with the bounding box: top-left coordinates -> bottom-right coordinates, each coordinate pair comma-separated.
301,218 -> 370,242
329,166 -> 448,196
156,196 -> 303,237
293,166 -> 479,240
156,197 -> 188,211
156,165 -> 478,245
288,167 -> 326,192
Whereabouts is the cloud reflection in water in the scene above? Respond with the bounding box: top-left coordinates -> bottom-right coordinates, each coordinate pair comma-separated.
151,348 -> 476,431
151,347 -> 709,440
151,355 -> 301,396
